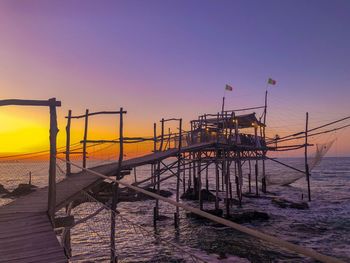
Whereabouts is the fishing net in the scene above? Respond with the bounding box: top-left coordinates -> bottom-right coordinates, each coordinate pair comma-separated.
309,139 -> 336,170
267,139 -> 335,186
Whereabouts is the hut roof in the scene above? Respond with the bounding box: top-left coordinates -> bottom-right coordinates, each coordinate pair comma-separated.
203,113 -> 265,129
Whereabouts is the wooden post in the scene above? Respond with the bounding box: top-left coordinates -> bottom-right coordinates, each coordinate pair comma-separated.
305,112 -> 311,201
111,107 -> 124,262
188,153 -> 192,189
221,161 -> 225,191
155,116 -> 162,221
225,155 -> 230,217
48,98 -> 59,219
175,118 -> 182,227
65,110 -> 72,176
198,157 -> 203,210
82,109 -> 89,169
192,152 -> 197,195
261,90 -> 268,193
182,159 -> 186,194
134,168 -> 137,183
237,153 -> 243,207
205,164 -> 209,192
152,123 -> 157,187
262,158 -> 266,193
248,159 -> 252,193
215,152 -> 220,210
159,118 -> 165,151
29,171 -> 32,186
255,158 -> 259,196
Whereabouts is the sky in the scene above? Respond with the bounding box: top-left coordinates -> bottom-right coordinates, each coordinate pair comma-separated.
0,0 -> 349,157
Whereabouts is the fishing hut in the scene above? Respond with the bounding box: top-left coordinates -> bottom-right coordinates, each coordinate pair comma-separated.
171,108 -> 269,219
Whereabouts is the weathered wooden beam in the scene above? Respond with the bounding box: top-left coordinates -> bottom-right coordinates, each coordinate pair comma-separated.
305,112 -> 311,201
82,109 -> 89,169
0,98 -> 61,107
48,98 -> 59,219
66,110 -> 72,176
68,110 -> 127,119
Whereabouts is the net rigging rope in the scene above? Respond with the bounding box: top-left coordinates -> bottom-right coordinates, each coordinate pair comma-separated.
57,158 -> 345,263
77,190 -> 206,263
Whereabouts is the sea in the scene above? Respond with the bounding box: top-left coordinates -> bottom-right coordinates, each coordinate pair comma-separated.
0,157 -> 349,262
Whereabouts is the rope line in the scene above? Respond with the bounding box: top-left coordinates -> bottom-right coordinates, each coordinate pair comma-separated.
58,158 -> 345,263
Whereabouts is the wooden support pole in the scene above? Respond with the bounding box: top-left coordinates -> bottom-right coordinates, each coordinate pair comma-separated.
225,154 -> 230,217
198,156 -> 203,210
48,98 -> 59,219
188,153 -> 192,189
237,153 -> 243,207
248,159 -> 252,193
182,159 -> 186,194
255,158 -> 259,197
221,161 -> 225,191
82,109 -> 89,169
152,123 -> 157,188
262,158 -> 266,193
62,202 -> 73,258
215,152 -> 220,210
192,152 -> 197,194
305,112 -> 311,201
205,164 -> 209,192
175,118 -> 182,228
234,159 -> 240,205
159,118 -> 165,151
134,167 -> 137,183
111,108 -> 124,262
65,110 -> 72,176
110,182 -> 118,262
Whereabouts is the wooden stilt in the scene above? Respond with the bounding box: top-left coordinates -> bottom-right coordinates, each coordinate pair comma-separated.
305,112 -> 311,201
237,152 -> 243,207
111,108 -> 124,263
205,164 -> 209,192
198,156 -> 203,210
65,110 -> 72,176
48,98 -> 58,219
262,158 -> 266,193
215,153 -> 220,210
175,118 -> 182,228
255,158 -> 259,197
82,109 -> 89,169
225,156 -> 230,217
248,159 -> 252,193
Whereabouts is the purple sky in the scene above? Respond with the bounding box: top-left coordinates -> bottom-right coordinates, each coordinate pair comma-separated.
0,0 -> 349,155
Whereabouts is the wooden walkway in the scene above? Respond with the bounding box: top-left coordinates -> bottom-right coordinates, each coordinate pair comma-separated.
0,142 -> 214,263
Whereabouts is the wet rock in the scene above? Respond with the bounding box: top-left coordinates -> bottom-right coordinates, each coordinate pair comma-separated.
290,223 -> 328,234
186,208 -> 223,219
5,183 -> 37,197
118,187 -> 173,202
0,184 -> 9,195
272,198 -> 309,210
181,188 -> 220,202
187,209 -> 268,225
227,211 -> 269,224
90,182 -> 173,204
157,214 -> 171,221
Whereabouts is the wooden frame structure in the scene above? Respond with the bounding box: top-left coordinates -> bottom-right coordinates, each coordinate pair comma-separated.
0,98 -> 61,219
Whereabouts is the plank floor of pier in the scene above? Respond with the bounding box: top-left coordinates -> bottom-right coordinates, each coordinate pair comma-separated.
0,142 -> 214,263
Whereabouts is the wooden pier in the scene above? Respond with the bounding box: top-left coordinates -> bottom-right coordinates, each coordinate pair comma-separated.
1,98 -> 346,263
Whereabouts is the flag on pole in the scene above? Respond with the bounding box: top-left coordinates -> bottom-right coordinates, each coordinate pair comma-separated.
225,84 -> 233,91
267,78 -> 276,85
